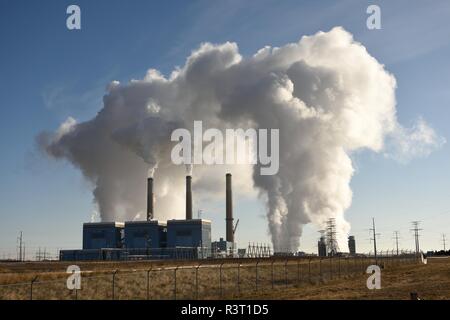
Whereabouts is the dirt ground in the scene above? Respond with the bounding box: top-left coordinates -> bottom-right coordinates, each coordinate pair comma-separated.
240,257 -> 450,300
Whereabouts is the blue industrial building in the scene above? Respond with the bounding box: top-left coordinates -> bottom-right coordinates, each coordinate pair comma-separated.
166,219 -> 212,259
124,220 -> 167,249
167,219 -> 211,248
82,222 -> 124,249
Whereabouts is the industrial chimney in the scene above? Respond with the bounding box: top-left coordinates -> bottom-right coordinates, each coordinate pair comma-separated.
147,177 -> 154,221
186,175 -> 193,220
226,173 -> 234,243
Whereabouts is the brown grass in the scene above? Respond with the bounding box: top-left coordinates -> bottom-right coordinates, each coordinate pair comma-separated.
240,257 -> 450,300
1,255 -> 445,300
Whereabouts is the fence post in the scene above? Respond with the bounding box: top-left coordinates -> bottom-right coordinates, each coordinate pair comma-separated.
329,256 -> 333,280
174,267 -> 179,300
196,265 -> 201,300
237,264 -> 241,296
219,263 -> 224,298
30,276 -> 38,300
146,268 -> 152,300
271,260 -> 275,289
297,259 -> 300,285
284,259 -> 288,288
349,257 -> 351,275
308,258 -> 311,283
338,256 -> 341,278
319,258 -> 322,280
112,270 -> 118,300
255,260 -> 260,291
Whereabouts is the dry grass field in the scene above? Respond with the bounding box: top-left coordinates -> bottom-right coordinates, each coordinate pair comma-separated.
242,257 -> 450,300
0,255 -> 447,300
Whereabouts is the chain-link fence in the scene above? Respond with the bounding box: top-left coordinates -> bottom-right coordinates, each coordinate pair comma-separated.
0,252 -> 419,300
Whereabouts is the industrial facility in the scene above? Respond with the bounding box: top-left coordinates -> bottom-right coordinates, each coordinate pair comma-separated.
60,173 -> 236,261
348,235 -> 356,255
317,231 -> 357,257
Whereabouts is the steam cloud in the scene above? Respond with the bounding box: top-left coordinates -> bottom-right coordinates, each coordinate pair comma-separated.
38,27 -> 444,251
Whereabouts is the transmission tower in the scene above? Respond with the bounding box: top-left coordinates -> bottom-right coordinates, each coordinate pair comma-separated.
393,231 -> 400,256
326,218 -> 339,256
410,221 -> 422,255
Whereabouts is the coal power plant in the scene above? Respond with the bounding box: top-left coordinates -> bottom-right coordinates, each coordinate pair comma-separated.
60,173 -> 235,261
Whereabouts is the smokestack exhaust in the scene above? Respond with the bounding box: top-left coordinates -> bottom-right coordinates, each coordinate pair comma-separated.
226,173 -> 234,243
186,175 -> 192,220
147,177 -> 154,221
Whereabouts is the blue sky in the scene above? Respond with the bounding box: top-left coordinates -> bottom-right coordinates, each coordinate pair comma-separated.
0,0 -> 449,258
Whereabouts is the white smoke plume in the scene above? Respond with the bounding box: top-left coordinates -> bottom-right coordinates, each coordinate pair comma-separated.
38,27 -> 443,251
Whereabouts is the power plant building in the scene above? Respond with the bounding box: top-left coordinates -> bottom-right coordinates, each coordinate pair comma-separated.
124,220 -> 167,249
167,219 -> 211,248
60,173 -> 234,261
82,222 -> 124,250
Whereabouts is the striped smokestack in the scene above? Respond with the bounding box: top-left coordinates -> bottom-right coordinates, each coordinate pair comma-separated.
226,173 -> 234,243
147,177 -> 154,221
186,175 -> 193,220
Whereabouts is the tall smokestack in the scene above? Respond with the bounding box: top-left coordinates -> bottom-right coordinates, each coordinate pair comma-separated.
147,177 -> 154,221
186,175 -> 192,220
226,173 -> 234,243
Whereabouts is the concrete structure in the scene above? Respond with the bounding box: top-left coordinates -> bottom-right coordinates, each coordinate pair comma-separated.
82,222 -> 124,250
226,173 -> 234,243
318,236 -> 327,257
348,235 -> 356,255
124,220 -> 167,249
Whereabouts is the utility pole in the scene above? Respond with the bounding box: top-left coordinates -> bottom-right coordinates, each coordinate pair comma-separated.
370,218 -> 380,265
442,234 -> 447,251
393,231 -> 400,256
411,221 -> 422,255
17,231 -> 23,262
